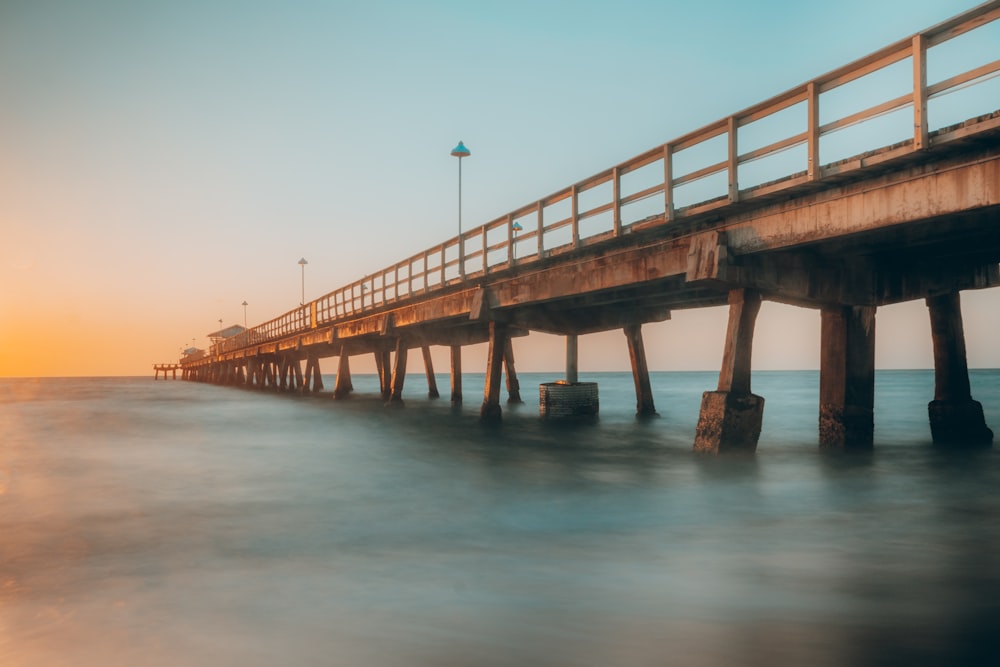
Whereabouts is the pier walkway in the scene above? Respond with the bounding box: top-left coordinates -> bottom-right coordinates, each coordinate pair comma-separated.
180,2 -> 1000,451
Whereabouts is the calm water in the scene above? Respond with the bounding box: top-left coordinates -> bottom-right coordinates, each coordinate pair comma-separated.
1,370 -> 998,666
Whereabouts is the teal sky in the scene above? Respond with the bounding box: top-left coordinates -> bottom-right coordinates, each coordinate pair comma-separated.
1,0 -> 997,376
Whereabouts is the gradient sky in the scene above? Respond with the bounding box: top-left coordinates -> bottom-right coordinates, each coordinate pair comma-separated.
1,0 -> 998,377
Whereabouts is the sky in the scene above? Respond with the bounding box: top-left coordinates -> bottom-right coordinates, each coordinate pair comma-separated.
1,0 -> 998,377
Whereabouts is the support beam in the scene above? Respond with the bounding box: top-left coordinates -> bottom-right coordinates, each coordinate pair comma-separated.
304,355 -> 324,393
926,292 -> 993,445
422,346 -> 440,399
503,338 -> 522,403
480,323 -> 508,423
333,353 -> 353,399
290,357 -> 303,392
624,324 -> 657,417
694,289 -> 765,453
389,340 -> 408,405
375,350 -> 392,401
819,305 -> 876,449
450,345 -> 463,404
566,334 -> 579,384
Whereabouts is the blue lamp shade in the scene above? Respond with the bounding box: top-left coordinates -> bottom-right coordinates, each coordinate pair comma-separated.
450,141 -> 471,158
512,221 -> 523,231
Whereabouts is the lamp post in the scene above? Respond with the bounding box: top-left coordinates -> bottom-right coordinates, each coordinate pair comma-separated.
298,257 -> 308,305
512,221 -> 523,260
241,300 -> 248,327
450,140 -> 470,278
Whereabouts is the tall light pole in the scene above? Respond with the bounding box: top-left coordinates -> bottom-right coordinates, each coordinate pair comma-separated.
298,257 -> 308,305
450,140 -> 470,278
241,300 -> 248,327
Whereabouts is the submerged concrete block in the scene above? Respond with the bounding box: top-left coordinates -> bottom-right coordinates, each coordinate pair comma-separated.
694,391 -> 764,454
539,382 -> 599,418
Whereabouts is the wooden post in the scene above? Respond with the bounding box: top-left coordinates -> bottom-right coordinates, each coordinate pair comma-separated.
480,322 -> 508,423
662,145 -> 674,222
613,165 -> 623,233
807,81 -> 820,181
571,184 -> 580,248
333,352 -> 353,399
450,345 -> 463,403
389,340 -> 407,404
727,115 -> 739,203
819,305 -> 876,449
536,202 -> 544,258
421,346 -> 440,399
624,324 -> 657,417
926,292 -> 993,445
913,34 -> 928,151
694,289 -> 765,453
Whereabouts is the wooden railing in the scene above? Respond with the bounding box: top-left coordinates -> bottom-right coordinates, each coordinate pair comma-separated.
206,1 -> 1000,359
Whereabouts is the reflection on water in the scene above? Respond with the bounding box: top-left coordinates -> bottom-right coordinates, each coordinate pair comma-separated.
1,372 -> 998,666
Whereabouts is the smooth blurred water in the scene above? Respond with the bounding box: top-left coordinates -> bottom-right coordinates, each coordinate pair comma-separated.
1,371 -> 998,666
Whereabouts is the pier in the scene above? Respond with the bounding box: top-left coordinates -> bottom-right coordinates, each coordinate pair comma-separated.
179,3 -> 1000,452
153,364 -> 181,380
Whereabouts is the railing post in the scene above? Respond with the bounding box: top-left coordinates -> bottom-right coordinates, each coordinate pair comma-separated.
807,81 -> 820,180
913,33 -> 928,150
727,115 -> 739,203
482,225 -> 488,274
440,243 -> 446,286
662,145 -> 673,222
571,184 -> 580,248
613,166 -> 623,234
507,213 -> 515,267
536,201 -> 544,258
422,252 -> 429,294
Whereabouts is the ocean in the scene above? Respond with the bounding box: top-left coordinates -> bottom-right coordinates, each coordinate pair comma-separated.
1,370 -> 998,666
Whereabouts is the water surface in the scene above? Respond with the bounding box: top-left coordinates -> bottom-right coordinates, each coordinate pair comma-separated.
1,371 -> 998,665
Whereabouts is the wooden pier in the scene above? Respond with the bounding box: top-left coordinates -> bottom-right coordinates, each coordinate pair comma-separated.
178,3 -> 1000,452
153,364 -> 181,380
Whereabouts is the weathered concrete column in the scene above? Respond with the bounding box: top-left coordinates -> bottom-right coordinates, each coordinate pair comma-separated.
304,355 -> 323,393
290,357 -> 304,392
819,305 -> 876,449
421,346 -> 440,399
694,289 -> 764,453
503,338 -> 522,403
566,334 -> 579,384
333,352 -> 353,399
481,322 -> 509,423
450,345 -> 463,404
374,349 -> 392,400
624,324 -> 657,417
277,356 -> 289,390
388,340 -> 408,405
927,292 -> 993,445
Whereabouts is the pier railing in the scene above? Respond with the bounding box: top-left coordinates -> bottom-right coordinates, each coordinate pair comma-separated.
210,1 -> 1000,358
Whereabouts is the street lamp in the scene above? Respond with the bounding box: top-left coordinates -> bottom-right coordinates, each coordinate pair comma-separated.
298,257 -> 308,305
450,140 -> 470,277
512,221 -> 523,260
241,300 -> 248,327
